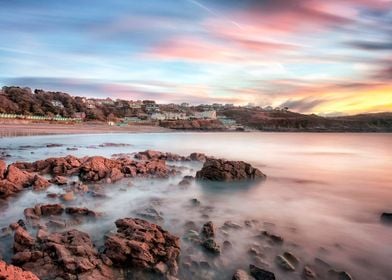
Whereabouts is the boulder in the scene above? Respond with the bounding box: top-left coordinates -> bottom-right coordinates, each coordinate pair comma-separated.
189,152 -> 206,161
249,264 -> 276,280
14,227 -> 35,252
134,207 -> 163,222
282,251 -> 299,268
61,191 -> 74,201
201,221 -> 215,238
233,269 -> 253,280
196,158 -> 266,181
104,218 -> 180,277
258,231 -> 284,245
6,165 -> 33,188
201,238 -> 220,254
40,204 -> 64,216
0,180 -> 21,198
275,255 -> 295,271
79,156 -> 121,182
49,175 -> 68,185
65,207 -> 99,217
0,260 -> 39,280
380,212 -> 392,224
31,175 -> 51,190
12,229 -> 113,279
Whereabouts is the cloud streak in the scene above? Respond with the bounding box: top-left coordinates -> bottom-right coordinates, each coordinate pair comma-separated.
0,0 -> 391,114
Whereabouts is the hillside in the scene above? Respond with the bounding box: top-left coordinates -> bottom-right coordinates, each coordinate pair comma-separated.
221,108 -> 392,132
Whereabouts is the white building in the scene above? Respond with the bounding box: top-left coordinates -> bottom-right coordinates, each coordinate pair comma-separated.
51,100 -> 64,108
129,100 -> 142,109
193,110 -> 217,120
151,112 -> 188,120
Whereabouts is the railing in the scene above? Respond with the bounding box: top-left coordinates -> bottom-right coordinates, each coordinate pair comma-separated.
0,113 -> 82,122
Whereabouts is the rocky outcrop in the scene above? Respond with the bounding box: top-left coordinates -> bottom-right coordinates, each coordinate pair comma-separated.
13,155 -> 81,176
160,119 -> 225,130
12,229 -> 113,279
79,156 -> 122,182
15,154 -> 172,184
24,204 -> 64,220
0,260 -> 39,280
0,164 -> 50,198
196,158 -> 266,181
104,218 -> 180,278
135,150 -> 186,161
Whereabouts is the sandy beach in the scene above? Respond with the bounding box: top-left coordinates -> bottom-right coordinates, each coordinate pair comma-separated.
0,121 -> 171,137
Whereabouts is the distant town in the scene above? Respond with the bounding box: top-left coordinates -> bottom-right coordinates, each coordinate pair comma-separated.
0,86 -> 287,131
1,86 -> 392,132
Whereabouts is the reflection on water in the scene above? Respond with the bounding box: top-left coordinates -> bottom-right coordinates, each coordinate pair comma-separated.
0,132 -> 391,280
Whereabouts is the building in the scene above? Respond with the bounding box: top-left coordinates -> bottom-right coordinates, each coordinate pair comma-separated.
143,100 -> 159,112
73,112 -> 86,119
193,110 -> 217,120
51,100 -> 64,108
129,100 -> 142,109
150,113 -> 166,120
151,112 -> 188,120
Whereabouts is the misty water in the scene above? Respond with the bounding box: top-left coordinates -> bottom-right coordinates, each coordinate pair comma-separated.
0,132 -> 391,280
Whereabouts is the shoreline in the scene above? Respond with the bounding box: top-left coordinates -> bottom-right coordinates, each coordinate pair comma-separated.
0,122 -> 172,137
1,122 -> 391,138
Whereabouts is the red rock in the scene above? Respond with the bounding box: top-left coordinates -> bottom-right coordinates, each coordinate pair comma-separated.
196,158 -> 266,181
40,204 -> 64,216
31,174 -> 51,190
49,175 -> 68,185
109,167 -> 123,182
65,207 -> 99,217
104,218 -> 180,277
79,156 -> 121,182
0,160 -> 6,179
6,165 -> 33,188
14,227 -> 35,252
13,229 -> 113,279
0,260 -> 39,280
24,208 -> 40,220
0,180 -> 21,198
189,152 -> 206,161
61,191 -> 74,201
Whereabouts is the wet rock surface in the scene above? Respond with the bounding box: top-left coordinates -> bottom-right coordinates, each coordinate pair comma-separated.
196,158 -> 266,181
12,228 -> 113,279
104,217 -> 180,278
249,264 -> 276,280
0,260 -> 39,280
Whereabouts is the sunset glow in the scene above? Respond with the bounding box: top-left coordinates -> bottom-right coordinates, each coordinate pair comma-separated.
0,0 -> 391,114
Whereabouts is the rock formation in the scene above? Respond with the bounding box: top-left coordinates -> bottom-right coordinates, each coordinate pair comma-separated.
104,218 -> 180,278
196,158 -> 266,181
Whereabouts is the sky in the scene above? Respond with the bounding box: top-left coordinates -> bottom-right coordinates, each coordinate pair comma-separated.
0,0 -> 392,115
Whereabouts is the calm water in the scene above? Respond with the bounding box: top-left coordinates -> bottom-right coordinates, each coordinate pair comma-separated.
0,132 -> 391,280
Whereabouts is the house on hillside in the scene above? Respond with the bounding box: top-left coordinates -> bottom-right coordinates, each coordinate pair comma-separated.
51,100 -> 64,108
193,110 -> 217,120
